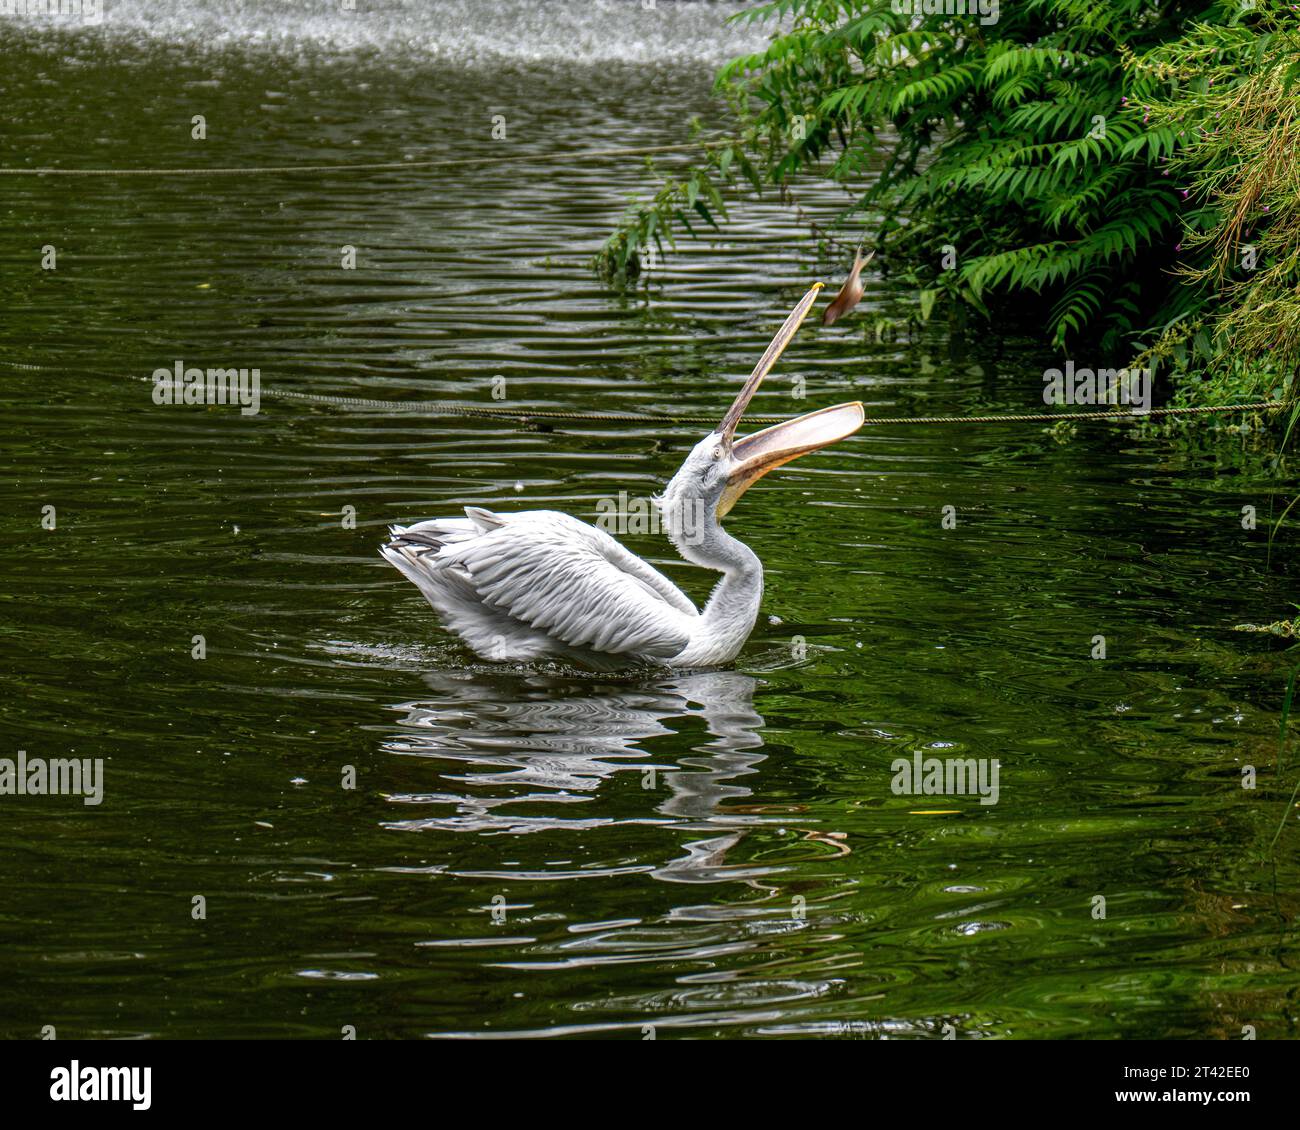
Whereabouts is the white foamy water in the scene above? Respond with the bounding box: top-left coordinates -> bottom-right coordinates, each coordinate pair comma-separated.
2,0 -> 771,65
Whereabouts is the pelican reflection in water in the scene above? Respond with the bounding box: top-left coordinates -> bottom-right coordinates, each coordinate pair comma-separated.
382,284 -> 863,668
385,669 -> 807,884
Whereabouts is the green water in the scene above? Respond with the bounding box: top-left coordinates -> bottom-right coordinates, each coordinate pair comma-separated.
1,11 -> 1298,1040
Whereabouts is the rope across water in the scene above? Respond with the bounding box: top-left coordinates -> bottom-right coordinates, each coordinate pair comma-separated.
257,386 -> 1282,426
1,361 -> 1282,427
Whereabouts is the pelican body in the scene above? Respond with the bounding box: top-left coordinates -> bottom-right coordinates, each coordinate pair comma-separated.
383,284 -> 863,668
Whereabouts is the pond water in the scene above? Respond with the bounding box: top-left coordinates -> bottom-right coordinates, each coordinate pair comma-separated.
1,1 -> 1297,1039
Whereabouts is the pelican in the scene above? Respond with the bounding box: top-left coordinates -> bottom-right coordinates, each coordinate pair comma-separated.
382,283 -> 863,669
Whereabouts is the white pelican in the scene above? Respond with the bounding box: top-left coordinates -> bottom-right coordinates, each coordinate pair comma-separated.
382,283 -> 863,668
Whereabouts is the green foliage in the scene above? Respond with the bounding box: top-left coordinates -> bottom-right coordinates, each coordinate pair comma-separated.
1130,12 -> 1300,406
593,121 -> 761,284
598,0 -> 1300,412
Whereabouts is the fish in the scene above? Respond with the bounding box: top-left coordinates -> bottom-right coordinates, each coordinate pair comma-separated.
821,243 -> 874,326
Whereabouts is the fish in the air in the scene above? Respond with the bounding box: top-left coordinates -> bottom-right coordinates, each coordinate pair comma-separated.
821,244 -> 874,326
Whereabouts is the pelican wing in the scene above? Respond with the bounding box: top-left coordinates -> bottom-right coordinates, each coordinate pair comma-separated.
443,511 -> 696,658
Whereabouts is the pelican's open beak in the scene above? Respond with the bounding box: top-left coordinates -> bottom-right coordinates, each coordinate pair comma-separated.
719,401 -> 864,516
714,282 -> 864,518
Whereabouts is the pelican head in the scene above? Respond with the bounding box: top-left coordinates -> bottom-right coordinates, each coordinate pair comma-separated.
658,284 -> 864,540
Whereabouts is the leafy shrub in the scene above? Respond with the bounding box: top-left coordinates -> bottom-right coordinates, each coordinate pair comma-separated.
596,1 -> 1299,410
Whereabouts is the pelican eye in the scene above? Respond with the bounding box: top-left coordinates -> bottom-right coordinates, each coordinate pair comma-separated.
712,445 -> 724,460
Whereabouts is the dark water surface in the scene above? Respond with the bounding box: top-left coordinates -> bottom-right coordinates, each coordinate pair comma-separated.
2,2 -> 1298,1039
